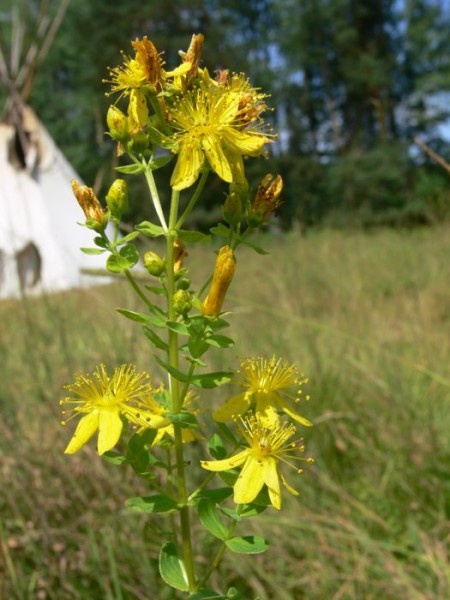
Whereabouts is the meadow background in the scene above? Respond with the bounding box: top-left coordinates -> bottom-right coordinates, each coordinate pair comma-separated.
1,226 -> 450,599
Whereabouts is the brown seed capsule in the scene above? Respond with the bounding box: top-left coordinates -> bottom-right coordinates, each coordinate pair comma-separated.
71,180 -> 107,231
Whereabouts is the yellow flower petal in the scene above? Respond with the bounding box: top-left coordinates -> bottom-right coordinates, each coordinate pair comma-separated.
171,139 -> 204,190
234,456 -> 265,504
201,449 -> 248,472
224,128 -> 268,156
202,134 -> 233,182
263,457 -> 281,510
212,391 -> 251,422
97,408 -> 123,455
255,392 -> 280,427
64,411 -> 99,454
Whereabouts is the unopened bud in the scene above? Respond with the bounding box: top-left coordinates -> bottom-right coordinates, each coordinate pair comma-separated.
106,179 -> 128,219
178,277 -> 191,290
250,174 -> 283,224
107,105 -> 129,141
71,179 -> 108,231
144,251 -> 165,277
173,289 -> 192,317
221,192 -> 242,226
174,238 -> 187,273
202,246 -> 236,317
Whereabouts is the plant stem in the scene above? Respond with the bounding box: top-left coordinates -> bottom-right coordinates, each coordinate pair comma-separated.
175,168 -> 209,229
144,164 -> 168,232
166,188 -> 197,591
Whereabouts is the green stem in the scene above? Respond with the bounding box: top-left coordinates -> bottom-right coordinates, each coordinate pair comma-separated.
200,511 -> 241,587
144,164 -> 168,232
175,168 -> 209,229
166,188 -> 197,592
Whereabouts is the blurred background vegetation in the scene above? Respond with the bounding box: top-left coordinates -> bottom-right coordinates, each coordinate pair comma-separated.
1,0 -> 450,229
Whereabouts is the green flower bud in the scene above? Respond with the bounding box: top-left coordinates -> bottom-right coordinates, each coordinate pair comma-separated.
177,277 -> 191,290
173,289 -> 192,317
221,192 -> 243,226
144,251 -> 165,277
127,130 -> 149,154
105,179 -> 128,219
107,105 -> 129,141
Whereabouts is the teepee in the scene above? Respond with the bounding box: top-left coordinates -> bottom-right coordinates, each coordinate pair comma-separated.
0,1 -> 110,299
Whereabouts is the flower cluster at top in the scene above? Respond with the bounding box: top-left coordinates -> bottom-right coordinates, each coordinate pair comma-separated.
104,34 -> 273,191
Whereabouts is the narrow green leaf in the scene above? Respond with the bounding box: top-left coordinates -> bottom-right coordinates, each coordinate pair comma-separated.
116,308 -> 166,328
198,499 -> 228,540
208,433 -> 228,460
80,247 -> 106,255
206,334 -> 234,349
136,220 -> 165,237
190,371 -> 233,388
116,231 -> 140,245
239,503 -> 268,518
144,285 -> 166,296
210,223 -> 230,238
155,356 -> 189,382
166,411 -> 198,428
219,507 -> 241,522
142,326 -> 168,351
236,237 -> 269,255
126,494 -> 179,514
150,155 -> 173,170
225,536 -> 269,554
159,543 -> 189,591
166,320 -> 189,335
115,163 -> 145,174
177,230 -> 212,243
189,488 -> 233,506
189,589 -> 227,599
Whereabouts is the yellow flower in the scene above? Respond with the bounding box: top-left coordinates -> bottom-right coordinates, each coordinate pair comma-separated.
165,33 -> 204,91
105,36 -> 163,97
149,390 -> 202,446
202,245 -> 236,316
61,364 -> 169,455
169,83 -> 272,190
213,357 -> 312,428
201,416 -> 313,509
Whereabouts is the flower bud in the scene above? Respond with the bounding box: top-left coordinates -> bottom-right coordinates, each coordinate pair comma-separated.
173,289 -> 192,317
144,251 -> 165,277
250,174 -> 283,224
174,238 -> 187,273
221,192 -> 242,226
71,179 -> 108,232
202,246 -> 236,317
106,105 -> 129,141
105,179 -> 128,219
177,277 -> 191,290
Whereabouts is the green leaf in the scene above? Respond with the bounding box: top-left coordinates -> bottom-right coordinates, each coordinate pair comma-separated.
206,334 -> 234,349
239,503 -> 268,518
116,308 -> 166,328
227,588 -> 245,599
166,411 -> 199,428
166,320 -> 189,335
190,371 -> 234,388
80,247 -> 106,255
218,507 -> 241,522
136,220 -> 165,237
102,451 -> 127,465
126,494 -> 179,514
159,543 -> 189,591
94,236 -> 108,248
106,244 -> 139,272
236,237 -> 269,255
189,488 -> 233,505
198,499 -> 228,540
216,423 -> 239,445
225,536 -> 269,554
208,433 -> 228,460
177,230 -> 212,243
116,231 -> 140,245
120,243 -> 139,264
115,163 -> 145,174
150,155 -> 173,170
189,590 -> 226,600
142,326 -> 168,351
210,223 -> 230,238
155,356 -> 189,382
145,285 -> 165,296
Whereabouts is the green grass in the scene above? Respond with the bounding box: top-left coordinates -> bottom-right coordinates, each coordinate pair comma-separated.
1,226 -> 450,599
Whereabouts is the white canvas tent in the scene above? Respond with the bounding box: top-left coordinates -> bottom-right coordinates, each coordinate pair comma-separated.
0,1 -> 110,299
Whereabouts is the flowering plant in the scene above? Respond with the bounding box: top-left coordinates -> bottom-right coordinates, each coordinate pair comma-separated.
62,34 -> 313,598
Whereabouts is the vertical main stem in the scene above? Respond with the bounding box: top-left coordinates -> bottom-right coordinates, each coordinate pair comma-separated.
166,189 -> 197,591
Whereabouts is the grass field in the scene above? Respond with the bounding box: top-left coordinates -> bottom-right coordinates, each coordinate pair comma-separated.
1,226 -> 450,599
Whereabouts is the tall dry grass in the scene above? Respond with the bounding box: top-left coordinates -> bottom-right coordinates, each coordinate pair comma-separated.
1,226 -> 449,599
